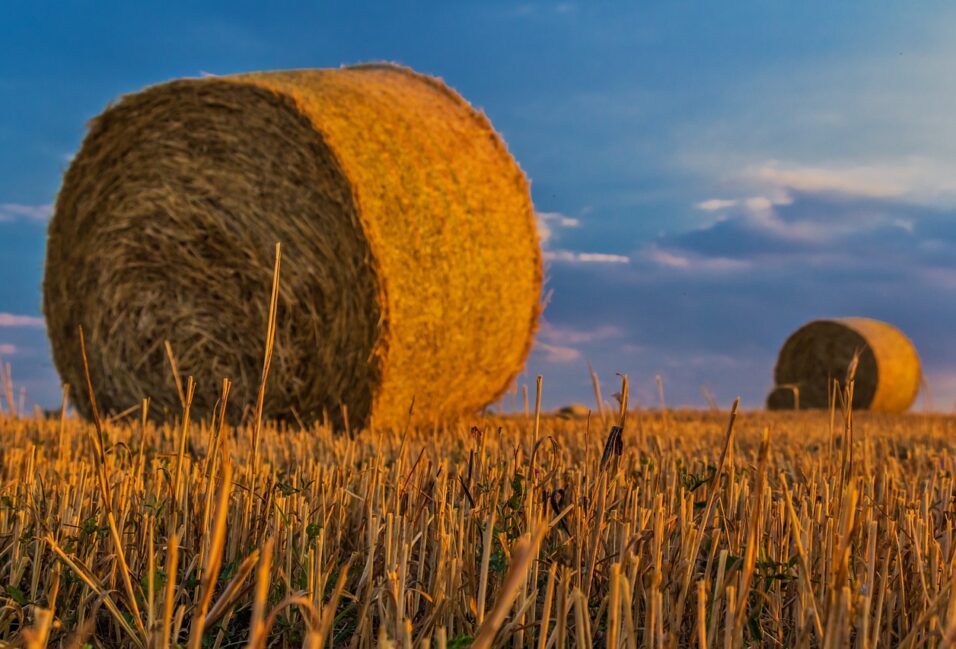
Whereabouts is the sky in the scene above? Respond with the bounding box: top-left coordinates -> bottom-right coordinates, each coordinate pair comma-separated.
3,1 -> 956,412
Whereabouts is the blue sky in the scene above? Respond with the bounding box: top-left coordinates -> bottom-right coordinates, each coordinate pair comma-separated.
3,1 -> 956,411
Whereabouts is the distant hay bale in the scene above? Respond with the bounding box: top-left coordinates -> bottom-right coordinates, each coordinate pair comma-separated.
557,404 -> 591,419
769,318 -> 920,412
43,64 -> 542,429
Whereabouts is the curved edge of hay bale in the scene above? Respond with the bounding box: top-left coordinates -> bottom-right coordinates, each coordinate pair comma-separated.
346,63 -> 543,422
770,317 -> 920,413
348,62 -> 544,419
838,317 -> 921,412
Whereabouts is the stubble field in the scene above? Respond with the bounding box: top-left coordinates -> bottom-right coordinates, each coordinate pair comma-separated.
2,392 -> 956,648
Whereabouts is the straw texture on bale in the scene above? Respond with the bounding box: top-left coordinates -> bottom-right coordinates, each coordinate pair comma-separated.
768,317 -> 920,412
43,64 -> 542,428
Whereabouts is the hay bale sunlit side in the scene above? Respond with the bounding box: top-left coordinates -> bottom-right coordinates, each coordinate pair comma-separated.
43,64 -> 542,429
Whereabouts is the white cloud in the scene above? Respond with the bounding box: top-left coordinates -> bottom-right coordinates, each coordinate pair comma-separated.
664,352 -> 752,370
748,158 -> 956,205
0,203 -> 52,222
533,321 -> 621,366
696,198 -> 738,211
643,246 -> 750,272
749,162 -> 905,199
544,249 -> 630,264
691,187 -> 876,244
539,321 -> 622,345
695,193 -> 811,242
0,313 -> 45,328
534,320 -> 624,363
740,192 -> 793,212
536,211 -> 580,244
742,205 -> 826,243
536,210 -> 628,265
647,248 -> 690,268
894,219 -> 915,233
698,192 -> 789,213
534,341 -> 581,363
0,344 -> 17,356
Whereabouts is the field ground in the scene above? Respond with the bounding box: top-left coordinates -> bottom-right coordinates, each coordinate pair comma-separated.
3,401 -> 956,648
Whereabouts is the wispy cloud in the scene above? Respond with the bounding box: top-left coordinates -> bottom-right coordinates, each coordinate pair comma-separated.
0,313 -> 45,328
738,199 -> 829,243
544,250 -> 630,264
539,321 -> 622,345
536,211 -> 580,244
748,162 -> 904,199
0,343 -> 17,356
534,341 -> 581,363
690,176 -> 921,247
696,198 -> 738,211
508,2 -> 577,17
0,203 -> 52,222
533,321 -> 622,365
642,246 -> 750,272
537,210 -> 630,264
674,190 -> 936,271
741,159 -> 956,207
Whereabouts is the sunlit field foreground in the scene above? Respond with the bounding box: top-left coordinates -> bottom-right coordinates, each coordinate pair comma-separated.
3,391 -> 956,648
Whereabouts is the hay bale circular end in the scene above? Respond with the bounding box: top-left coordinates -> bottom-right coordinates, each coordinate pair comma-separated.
768,318 -> 920,412
43,64 -> 542,429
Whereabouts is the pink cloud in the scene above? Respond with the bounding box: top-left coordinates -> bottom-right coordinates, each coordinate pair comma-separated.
643,247 -> 750,271
539,321 -> 622,345
533,321 -> 622,364
535,342 -> 581,363
0,313 -> 45,328
696,198 -> 738,211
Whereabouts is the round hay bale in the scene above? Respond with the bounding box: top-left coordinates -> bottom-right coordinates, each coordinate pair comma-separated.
43,64 -> 542,429
769,318 -> 920,412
